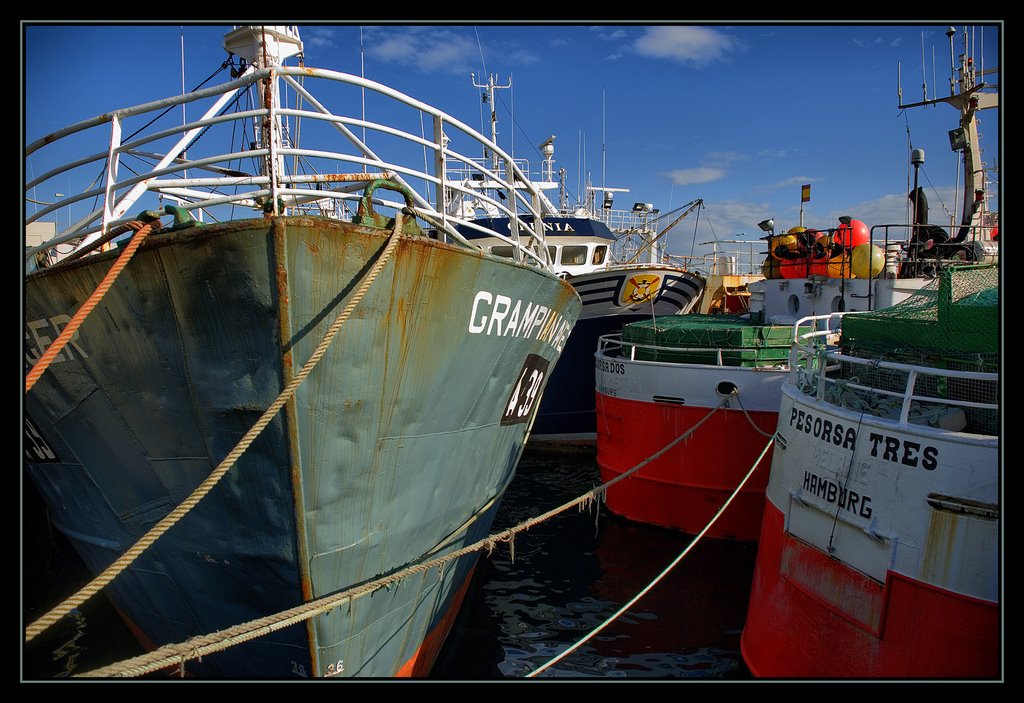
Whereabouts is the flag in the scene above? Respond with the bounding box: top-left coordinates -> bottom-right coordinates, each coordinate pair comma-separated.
801,184 -> 811,203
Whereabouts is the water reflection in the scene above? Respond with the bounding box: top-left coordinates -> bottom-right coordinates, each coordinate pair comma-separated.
432,447 -> 756,680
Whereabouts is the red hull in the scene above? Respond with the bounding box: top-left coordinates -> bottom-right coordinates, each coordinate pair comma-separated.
395,566 -> 476,677
741,502 -> 1001,679
596,395 -> 775,542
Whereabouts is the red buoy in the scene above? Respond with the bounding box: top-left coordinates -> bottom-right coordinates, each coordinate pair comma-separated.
834,219 -> 869,248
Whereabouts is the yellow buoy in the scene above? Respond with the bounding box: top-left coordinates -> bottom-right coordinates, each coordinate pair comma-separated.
827,251 -> 854,278
770,233 -> 800,260
850,243 -> 885,279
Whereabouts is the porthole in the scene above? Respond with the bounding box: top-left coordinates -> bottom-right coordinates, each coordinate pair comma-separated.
716,381 -> 737,396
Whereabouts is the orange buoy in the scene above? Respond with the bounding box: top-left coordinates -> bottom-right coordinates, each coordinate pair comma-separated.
807,231 -> 830,275
780,257 -> 810,279
808,257 -> 829,276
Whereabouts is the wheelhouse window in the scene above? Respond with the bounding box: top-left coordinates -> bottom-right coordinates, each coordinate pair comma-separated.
592,245 -> 608,265
561,245 -> 588,266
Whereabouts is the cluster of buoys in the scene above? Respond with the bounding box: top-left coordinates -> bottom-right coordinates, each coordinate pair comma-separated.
762,219 -> 884,280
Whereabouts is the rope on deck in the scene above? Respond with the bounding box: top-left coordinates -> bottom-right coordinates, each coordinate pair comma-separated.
25,211 -> 407,644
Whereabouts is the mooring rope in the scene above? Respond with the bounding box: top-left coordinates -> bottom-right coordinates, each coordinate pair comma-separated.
57,220 -> 147,266
598,394 -> 732,494
25,212 -> 406,643
25,220 -> 158,394
527,427 -> 777,678
732,388 -> 777,438
69,397 -> 734,677
75,472 -> 603,677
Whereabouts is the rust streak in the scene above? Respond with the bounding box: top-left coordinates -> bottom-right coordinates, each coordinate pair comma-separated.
305,172 -> 393,183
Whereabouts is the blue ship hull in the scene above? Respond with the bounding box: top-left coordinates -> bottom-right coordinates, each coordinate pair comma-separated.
530,267 -> 704,445
24,216 -> 580,678
529,314 -> 646,443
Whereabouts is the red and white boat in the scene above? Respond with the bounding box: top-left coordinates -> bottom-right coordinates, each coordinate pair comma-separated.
594,26 -> 998,546
743,29 -> 1002,679
595,314 -> 793,541
741,262 -> 1000,678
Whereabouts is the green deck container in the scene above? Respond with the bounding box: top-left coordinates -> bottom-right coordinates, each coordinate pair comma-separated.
621,314 -> 801,366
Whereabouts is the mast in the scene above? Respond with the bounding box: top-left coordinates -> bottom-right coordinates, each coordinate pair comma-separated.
223,26 -> 304,215
471,72 -> 511,177
467,72 -> 561,216
898,25 -> 998,234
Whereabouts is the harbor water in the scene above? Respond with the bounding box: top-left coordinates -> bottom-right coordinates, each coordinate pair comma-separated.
22,446 -> 756,681
431,446 -> 756,680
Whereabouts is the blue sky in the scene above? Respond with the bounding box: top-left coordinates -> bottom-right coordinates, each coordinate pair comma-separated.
23,22 -> 1001,260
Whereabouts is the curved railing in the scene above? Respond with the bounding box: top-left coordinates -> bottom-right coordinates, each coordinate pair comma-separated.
25,64 -> 558,273
790,312 -> 999,436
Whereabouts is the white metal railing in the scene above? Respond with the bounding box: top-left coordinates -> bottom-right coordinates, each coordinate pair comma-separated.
443,154 -> 661,237
596,208 -> 658,235
666,252 -> 763,277
444,156 -> 539,187
791,312 -> 999,432
597,310 -> 998,435
596,331 -> 796,368
25,63 -> 561,273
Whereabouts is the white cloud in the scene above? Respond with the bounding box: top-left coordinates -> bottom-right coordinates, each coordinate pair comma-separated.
371,35 -> 418,62
701,199 -> 774,230
589,27 -> 630,41
664,167 -> 726,185
300,27 -> 339,51
755,148 -> 793,160
365,27 -> 481,74
362,27 -> 540,74
505,47 -> 541,65
703,151 -> 745,164
843,191 -> 917,229
634,26 -> 742,65
761,176 -> 819,192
